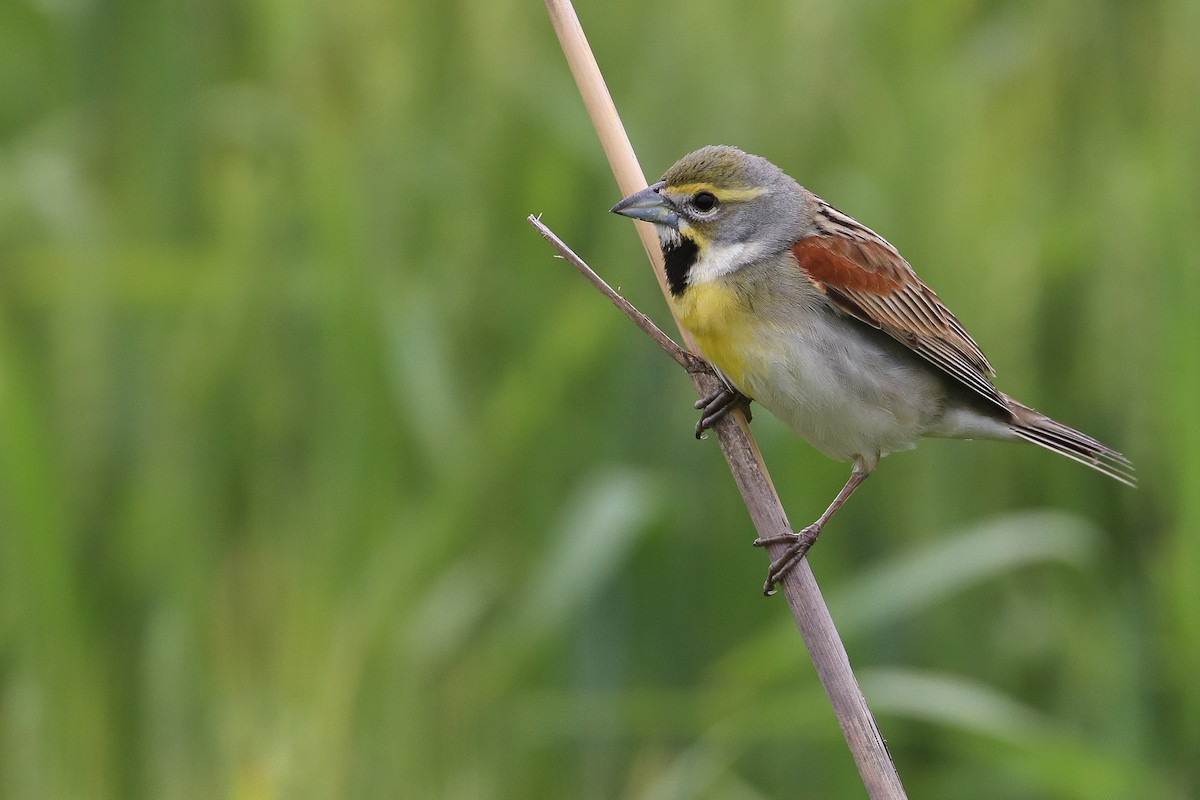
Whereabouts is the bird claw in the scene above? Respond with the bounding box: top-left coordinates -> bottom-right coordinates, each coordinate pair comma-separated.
694,386 -> 752,439
754,526 -> 820,596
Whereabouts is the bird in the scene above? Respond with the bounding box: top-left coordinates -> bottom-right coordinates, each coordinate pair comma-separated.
611,145 -> 1134,594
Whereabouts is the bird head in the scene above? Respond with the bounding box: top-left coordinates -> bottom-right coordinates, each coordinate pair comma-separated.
611,145 -> 809,263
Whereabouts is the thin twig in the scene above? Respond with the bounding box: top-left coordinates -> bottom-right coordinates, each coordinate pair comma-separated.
539,2 -> 907,798
528,215 -> 694,370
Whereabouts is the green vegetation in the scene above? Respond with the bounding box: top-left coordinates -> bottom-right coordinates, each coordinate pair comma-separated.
1,0 -> 1195,797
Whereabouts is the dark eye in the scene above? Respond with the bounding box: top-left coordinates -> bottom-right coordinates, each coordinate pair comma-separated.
691,191 -> 719,214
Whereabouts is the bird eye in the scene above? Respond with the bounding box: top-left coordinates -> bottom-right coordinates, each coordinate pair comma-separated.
691,191 -> 719,214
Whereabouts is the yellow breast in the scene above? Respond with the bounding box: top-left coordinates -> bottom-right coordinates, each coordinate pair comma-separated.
668,282 -> 762,393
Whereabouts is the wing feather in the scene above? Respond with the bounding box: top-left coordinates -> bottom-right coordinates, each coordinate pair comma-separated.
794,200 -> 1004,408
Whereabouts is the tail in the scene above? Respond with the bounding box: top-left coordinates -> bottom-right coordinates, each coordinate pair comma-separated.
1007,400 -> 1135,487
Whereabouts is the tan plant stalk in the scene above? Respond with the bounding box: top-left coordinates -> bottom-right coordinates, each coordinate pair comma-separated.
534,8 -> 909,794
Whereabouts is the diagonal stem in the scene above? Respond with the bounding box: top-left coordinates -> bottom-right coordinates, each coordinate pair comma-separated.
539,1 -> 907,797
528,215 -> 694,371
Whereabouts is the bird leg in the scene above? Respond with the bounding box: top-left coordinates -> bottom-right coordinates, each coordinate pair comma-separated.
693,384 -> 752,438
753,464 -> 872,596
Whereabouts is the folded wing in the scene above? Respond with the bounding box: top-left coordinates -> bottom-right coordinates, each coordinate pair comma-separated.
793,200 -> 1004,408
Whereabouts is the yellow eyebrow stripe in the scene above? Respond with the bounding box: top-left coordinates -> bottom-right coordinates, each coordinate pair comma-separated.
669,183 -> 765,202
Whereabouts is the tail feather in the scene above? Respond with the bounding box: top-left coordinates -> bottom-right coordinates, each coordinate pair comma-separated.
1007,401 -> 1135,487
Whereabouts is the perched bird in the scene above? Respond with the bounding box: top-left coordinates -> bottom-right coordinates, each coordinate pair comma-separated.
611,145 -> 1134,594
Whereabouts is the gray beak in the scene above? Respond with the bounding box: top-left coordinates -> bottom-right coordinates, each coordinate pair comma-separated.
610,181 -> 679,229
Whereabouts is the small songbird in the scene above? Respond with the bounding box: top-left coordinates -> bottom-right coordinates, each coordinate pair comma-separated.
612,145 -> 1134,593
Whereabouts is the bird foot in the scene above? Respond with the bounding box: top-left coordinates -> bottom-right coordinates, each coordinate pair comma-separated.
753,526 -> 820,596
694,386 -> 752,439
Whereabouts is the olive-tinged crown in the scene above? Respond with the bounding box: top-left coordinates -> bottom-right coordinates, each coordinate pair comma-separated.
662,145 -> 782,193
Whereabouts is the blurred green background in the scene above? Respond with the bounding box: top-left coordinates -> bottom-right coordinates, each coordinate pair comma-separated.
1,0 -> 1196,797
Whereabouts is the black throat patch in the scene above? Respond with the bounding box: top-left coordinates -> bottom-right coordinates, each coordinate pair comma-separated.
661,236 -> 699,297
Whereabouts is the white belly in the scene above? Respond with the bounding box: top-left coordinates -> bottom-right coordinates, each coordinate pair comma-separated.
734,311 -> 947,463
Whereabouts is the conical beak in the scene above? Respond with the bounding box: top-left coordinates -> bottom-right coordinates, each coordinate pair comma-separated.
610,181 -> 679,229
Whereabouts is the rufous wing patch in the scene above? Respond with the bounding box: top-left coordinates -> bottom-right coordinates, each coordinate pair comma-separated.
792,233 -> 1003,407
792,237 -> 904,295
